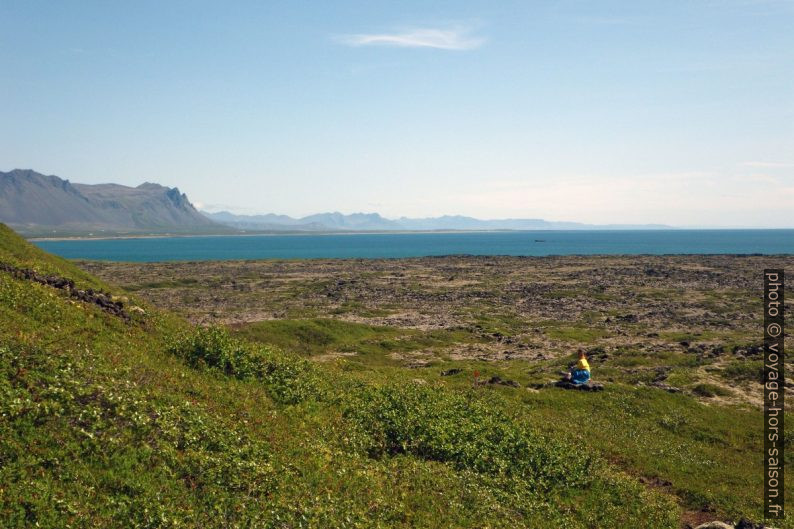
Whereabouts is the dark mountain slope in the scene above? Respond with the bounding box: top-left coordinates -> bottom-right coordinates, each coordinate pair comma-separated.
0,169 -> 228,235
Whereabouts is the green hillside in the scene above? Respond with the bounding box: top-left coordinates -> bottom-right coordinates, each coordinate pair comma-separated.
0,223 -> 787,528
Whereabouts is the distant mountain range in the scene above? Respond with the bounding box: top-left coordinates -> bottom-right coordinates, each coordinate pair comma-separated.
203,210 -> 672,232
0,169 -> 228,236
0,169 -> 672,237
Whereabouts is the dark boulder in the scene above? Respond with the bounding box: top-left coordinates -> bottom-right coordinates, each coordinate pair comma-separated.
555,380 -> 604,391
486,376 -> 521,388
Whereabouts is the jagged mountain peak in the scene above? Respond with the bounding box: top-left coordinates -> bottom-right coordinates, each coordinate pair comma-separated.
0,169 -> 225,235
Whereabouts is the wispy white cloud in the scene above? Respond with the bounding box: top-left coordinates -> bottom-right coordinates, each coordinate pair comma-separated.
336,27 -> 484,50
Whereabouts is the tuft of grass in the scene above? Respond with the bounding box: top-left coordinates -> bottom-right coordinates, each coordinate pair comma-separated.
719,360 -> 763,384
329,300 -> 395,317
691,383 -> 732,398
666,368 -> 699,388
544,324 -> 609,344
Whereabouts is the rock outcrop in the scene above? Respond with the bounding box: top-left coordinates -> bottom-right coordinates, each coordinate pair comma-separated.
0,262 -> 130,320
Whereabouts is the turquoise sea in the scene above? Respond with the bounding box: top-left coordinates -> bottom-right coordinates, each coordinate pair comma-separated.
32,230 -> 794,262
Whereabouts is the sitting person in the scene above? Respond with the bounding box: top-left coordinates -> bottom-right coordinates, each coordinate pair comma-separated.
564,350 -> 591,385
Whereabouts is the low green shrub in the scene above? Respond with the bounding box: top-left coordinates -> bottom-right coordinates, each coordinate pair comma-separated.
0,341 -> 274,528
166,326 -> 325,404
338,382 -> 681,525
343,383 -> 595,491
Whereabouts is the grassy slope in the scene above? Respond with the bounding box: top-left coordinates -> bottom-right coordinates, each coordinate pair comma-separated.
0,224 -> 275,526
235,312 -> 793,525
0,223 -> 782,528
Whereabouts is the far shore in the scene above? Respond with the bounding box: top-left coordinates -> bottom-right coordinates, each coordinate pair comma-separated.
25,226 -> 794,243
27,228 -> 532,242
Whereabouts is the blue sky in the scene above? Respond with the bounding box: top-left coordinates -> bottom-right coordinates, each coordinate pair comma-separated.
1,0 -> 792,226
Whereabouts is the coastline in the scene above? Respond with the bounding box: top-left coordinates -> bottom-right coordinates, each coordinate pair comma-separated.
26,226 -> 792,243
27,229 -> 525,242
